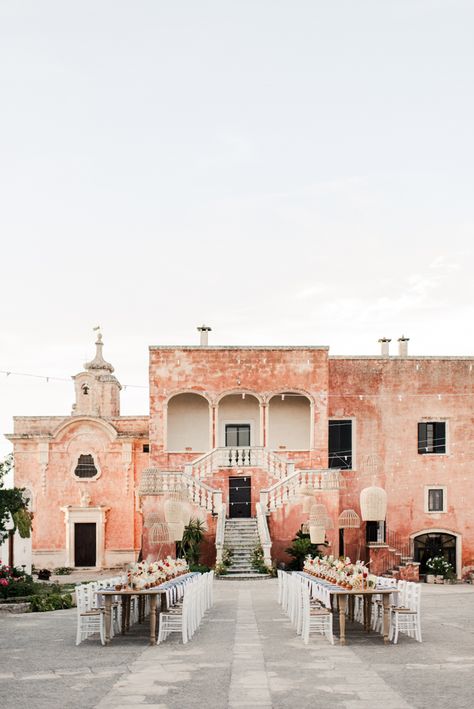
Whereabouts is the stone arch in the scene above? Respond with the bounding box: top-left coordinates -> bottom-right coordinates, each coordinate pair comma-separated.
215,389 -> 264,405
411,528 -> 462,579
217,392 -> 261,447
52,416 -> 118,442
267,391 -> 312,451
167,392 -> 210,452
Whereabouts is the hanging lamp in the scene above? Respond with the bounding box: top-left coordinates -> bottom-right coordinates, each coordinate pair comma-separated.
309,525 -> 326,544
338,509 -> 361,529
360,486 -> 387,521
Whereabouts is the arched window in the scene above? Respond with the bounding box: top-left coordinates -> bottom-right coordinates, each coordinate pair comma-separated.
81,384 -> 90,395
74,454 -> 98,479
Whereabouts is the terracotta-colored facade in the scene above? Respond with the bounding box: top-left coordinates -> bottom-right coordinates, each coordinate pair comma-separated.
7,335 -> 474,578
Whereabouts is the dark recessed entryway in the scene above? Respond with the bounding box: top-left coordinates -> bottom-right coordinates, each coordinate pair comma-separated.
229,476 -> 251,518
74,522 -> 97,567
413,532 -> 456,574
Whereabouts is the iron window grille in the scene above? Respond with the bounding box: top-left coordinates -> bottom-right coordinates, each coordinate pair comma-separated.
74,454 -> 98,479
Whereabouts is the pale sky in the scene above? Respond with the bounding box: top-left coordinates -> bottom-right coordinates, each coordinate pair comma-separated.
1,1 -> 474,459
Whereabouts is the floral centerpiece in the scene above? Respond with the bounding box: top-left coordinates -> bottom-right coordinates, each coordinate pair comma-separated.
123,557 -> 188,590
303,554 -> 377,590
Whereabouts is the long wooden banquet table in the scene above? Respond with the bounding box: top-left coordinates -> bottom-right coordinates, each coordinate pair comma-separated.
298,572 -> 395,645
98,572 -> 197,646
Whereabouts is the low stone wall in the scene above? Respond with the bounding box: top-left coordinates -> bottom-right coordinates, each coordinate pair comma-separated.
0,602 -> 30,614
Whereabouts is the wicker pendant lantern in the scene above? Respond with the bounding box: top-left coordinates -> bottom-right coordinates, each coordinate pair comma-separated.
309,503 -> 334,530
309,525 -> 325,544
338,509 -> 361,529
143,512 -> 163,528
168,521 -> 185,541
180,502 -> 192,525
164,499 -> 185,524
150,522 -> 171,543
360,486 -> 387,521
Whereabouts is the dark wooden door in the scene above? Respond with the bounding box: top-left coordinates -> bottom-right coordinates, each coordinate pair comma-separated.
229,476 -> 251,518
74,523 -> 96,567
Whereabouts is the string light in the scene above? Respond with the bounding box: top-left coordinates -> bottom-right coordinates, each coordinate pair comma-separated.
0,369 -> 147,389
1,369 -> 472,398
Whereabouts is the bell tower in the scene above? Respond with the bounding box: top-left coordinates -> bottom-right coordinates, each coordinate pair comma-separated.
72,330 -> 122,417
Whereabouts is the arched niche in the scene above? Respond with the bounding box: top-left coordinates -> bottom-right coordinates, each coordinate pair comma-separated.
267,392 -> 311,450
167,393 -> 210,452
217,393 -> 260,447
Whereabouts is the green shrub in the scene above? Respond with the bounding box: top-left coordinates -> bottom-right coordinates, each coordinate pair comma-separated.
214,563 -> 228,576
189,563 -> 210,574
54,567 -> 73,576
285,530 -> 322,570
221,547 -> 233,567
3,578 -> 36,598
30,593 -> 73,612
251,545 -> 271,574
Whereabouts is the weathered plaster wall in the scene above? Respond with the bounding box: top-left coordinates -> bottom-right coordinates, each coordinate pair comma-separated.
329,356 -> 474,572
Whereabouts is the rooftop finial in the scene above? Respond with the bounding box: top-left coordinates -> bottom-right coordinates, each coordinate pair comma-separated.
85,327 -> 114,372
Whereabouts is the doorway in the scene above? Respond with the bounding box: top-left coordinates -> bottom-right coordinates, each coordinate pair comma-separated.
229,476 -> 251,518
74,522 -> 97,566
413,532 -> 456,575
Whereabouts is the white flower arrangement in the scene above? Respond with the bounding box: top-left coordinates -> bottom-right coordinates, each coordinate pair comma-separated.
126,557 -> 189,589
303,554 -> 374,589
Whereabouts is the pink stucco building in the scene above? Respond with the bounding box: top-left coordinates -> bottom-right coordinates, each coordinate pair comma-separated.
7,330 -> 474,579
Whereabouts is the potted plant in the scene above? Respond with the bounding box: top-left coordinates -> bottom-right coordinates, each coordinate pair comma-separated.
426,556 -> 454,583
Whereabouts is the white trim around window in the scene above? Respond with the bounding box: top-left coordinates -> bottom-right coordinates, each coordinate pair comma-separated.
424,485 -> 447,514
328,417 -> 356,471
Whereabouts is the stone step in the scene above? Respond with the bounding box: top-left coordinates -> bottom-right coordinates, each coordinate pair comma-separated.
217,573 -> 272,581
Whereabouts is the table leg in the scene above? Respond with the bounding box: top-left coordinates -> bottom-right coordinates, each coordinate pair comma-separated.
139,596 -> 145,623
121,597 -> 127,634
364,596 -> 371,632
349,596 -> 355,622
338,594 -> 347,645
149,595 -> 157,645
125,596 -> 131,632
104,596 -> 112,644
382,594 -> 390,644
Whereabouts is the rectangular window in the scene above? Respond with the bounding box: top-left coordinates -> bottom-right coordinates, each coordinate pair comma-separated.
428,488 -> 444,512
328,420 -> 352,469
418,422 -> 446,454
143,444 -> 150,453
225,424 -> 250,447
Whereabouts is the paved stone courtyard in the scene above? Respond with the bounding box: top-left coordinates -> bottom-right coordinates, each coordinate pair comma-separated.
1,579 -> 474,709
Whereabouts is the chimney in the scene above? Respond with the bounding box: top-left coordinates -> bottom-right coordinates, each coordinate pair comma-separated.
398,335 -> 409,357
197,324 -> 212,346
378,337 -> 391,357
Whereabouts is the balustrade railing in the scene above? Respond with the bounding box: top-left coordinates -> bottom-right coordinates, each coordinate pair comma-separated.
256,501 -> 272,566
260,468 -> 343,513
185,447 -> 293,481
138,468 -> 222,514
215,502 -> 227,564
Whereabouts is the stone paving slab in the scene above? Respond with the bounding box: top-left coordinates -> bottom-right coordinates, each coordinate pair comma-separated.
2,579 -> 474,707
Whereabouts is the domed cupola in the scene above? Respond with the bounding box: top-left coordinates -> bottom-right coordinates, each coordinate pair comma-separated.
72,329 -> 122,417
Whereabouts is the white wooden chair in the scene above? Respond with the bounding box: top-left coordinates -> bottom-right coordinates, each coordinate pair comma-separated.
301,584 -> 334,645
75,584 -> 105,646
389,582 -> 422,643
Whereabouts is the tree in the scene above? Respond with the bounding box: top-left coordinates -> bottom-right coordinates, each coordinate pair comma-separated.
0,453 -> 32,543
284,528 -> 322,570
178,519 -> 206,567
